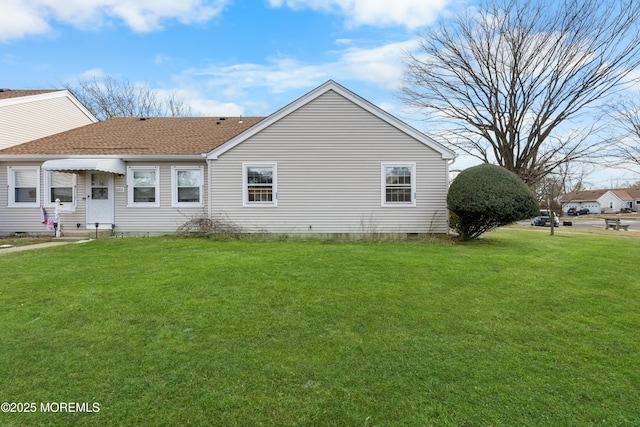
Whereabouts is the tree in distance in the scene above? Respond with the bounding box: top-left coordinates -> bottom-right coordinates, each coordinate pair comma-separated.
448,164 -> 539,241
64,76 -> 192,120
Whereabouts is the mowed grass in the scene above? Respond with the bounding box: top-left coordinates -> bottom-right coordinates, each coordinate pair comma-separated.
0,230 -> 639,426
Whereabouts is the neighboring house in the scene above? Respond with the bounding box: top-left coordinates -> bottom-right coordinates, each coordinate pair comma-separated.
560,187 -> 640,214
0,89 -> 97,150
0,80 -> 456,237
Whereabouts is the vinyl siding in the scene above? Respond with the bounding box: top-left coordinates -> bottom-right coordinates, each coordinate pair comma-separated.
0,162 -> 59,235
210,90 -> 450,234
0,161 -> 207,235
113,162 -> 208,234
0,95 -> 95,150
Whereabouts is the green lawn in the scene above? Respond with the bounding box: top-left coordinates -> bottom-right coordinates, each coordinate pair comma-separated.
1,230 -> 639,426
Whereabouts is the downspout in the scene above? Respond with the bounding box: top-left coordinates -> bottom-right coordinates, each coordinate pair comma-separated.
446,157 -> 456,234
206,157 -> 212,219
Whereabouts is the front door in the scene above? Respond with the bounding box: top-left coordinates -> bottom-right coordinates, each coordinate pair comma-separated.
86,172 -> 114,228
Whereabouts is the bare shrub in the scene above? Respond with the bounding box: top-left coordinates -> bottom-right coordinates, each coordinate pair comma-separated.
177,214 -> 243,238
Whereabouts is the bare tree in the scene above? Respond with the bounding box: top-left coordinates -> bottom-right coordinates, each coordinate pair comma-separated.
537,175 -> 563,235
607,97 -> 640,168
402,0 -> 640,188
64,76 -> 192,120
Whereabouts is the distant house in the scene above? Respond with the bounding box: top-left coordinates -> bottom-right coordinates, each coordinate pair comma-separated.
0,80 -> 456,237
0,89 -> 97,150
560,188 -> 640,214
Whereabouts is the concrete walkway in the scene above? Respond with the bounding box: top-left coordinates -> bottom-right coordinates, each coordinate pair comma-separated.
0,240 -> 87,255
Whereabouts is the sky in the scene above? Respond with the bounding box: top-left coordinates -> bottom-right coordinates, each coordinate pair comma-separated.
1,0 -> 638,187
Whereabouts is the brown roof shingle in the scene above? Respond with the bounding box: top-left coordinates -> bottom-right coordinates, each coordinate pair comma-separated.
561,187 -> 640,202
0,116 -> 265,156
0,89 -> 60,101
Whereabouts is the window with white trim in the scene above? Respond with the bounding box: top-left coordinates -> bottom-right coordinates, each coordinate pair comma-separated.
8,166 -> 40,207
171,166 -> 204,207
381,163 -> 416,207
45,171 -> 76,207
127,166 -> 160,207
243,163 -> 277,206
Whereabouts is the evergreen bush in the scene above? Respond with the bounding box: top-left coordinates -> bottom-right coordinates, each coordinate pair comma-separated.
448,164 -> 538,240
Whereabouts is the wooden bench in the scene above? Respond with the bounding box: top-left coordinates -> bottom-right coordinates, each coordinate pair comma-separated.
604,218 -> 629,231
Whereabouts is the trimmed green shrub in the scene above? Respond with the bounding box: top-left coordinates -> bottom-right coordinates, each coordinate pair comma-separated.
448,164 -> 538,240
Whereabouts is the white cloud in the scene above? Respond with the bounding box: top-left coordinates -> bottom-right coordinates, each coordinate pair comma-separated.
0,0 -> 51,41
182,38 -> 416,97
154,54 -> 173,65
337,39 -> 418,88
268,0 -> 450,29
78,68 -> 108,79
0,0 -> 230,42
171,38 -> 417,116
155,88 -> 244,116
185,58 -> 329,97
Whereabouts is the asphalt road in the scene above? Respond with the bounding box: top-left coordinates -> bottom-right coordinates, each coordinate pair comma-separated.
525,216 -> 639,231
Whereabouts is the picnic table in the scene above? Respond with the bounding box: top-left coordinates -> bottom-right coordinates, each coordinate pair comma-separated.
604,218 -> 630,231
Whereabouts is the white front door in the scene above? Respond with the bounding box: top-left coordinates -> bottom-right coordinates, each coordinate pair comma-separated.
86,172 -> 114,228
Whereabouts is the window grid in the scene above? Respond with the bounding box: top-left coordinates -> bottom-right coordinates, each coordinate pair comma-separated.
381,163 -> 416,207
244,164 -> 277,206
385,166 -> 412,203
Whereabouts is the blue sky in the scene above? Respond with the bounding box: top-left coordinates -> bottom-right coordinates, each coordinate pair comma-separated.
1,0 -> 452,119
1,0 -> 638,186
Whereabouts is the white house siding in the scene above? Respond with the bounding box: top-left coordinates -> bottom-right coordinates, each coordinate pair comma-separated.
112,162 -> 208,234
0,95 -> 95,150
210,90 -> 450,235
598,192 -> 624,213
563,202 -> 601,214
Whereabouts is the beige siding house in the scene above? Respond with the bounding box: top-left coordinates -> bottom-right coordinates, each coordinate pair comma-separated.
0,89 -> 97,150
207,81 -> 455,234
0,81 -> 455,237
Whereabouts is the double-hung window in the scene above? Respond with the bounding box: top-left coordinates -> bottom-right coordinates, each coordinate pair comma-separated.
381,163 -> 416,207
8,166 -> 40,207
45,171 -> 76,208
127,166 -> 160,207
171,166 -> 204,207
243,163 -> 277,206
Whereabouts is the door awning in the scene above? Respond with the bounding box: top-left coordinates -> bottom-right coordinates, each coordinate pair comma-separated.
42,158 -> 126,175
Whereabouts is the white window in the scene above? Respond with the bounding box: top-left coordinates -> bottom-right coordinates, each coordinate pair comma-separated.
243,163 -> 277,207
8,166 -> 40,207
171,166 -> 204,207
381,163 -> 416,207
127,166 -> 160,207
45,171 -> 76,208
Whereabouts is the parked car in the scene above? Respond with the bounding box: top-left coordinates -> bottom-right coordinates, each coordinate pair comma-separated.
531,211 -> 560,227
567,207 -> 589,216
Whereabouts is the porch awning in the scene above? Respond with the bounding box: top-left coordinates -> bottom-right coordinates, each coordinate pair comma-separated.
41,158 -> 126,175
